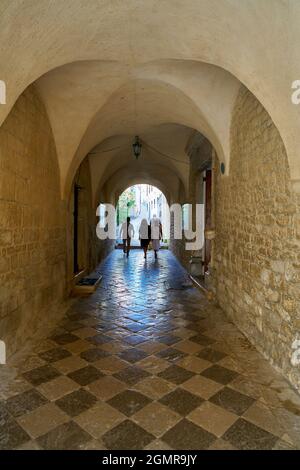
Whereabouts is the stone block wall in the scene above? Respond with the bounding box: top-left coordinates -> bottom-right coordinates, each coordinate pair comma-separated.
214,85 -> 300,390
0,85 -> 67,356
66,158 -> 114,291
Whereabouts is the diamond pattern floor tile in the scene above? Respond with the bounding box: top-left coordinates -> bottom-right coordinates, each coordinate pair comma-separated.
1,250 -> 298,450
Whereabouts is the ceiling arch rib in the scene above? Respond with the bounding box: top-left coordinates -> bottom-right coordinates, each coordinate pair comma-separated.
63,76 -> 227,199
98,163 -> 184,208
91,124 -> 194,208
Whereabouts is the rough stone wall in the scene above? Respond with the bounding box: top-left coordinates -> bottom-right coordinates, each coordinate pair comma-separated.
0,85 -> 67,356
215,85 -> 300,390
67,159 -> 114,290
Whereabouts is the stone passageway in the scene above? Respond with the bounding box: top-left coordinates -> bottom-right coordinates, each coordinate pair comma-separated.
1,250 -> 300,450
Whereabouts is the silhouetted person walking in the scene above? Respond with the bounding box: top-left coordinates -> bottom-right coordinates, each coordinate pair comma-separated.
120,216 -> 134,257
139,218 -> 151,259
151,215 -> 162,259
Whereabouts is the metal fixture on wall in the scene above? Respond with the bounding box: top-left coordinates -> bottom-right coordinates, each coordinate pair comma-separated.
132,135 -> 142,159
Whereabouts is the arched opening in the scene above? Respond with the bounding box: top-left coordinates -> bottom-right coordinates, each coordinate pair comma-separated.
115,184 -> 170,251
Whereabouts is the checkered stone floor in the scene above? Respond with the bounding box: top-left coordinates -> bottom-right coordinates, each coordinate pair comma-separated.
1,250 -> 300,450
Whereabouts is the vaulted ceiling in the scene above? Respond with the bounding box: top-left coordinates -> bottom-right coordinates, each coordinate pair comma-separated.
0,0 -> 299,198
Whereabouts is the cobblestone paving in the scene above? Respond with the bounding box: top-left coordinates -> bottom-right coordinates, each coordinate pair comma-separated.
1,250 -> 300,450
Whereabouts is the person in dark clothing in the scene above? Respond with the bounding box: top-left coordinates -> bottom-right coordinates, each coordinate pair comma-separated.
139,218 -> 151,259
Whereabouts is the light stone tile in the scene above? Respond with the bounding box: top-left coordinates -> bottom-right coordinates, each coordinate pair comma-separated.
80,318 -> 103,327
133,402 -> 181,437
93,356 -> 129,374
177,355 -> 211,373
138,341 -> 167,354
86,376 -> 126,401
175,340 -> 204,354
63,340 -> 92,354
17,403 -> 69,438
17,355 -> 46,373
16,440 -> 41,450
181,375 -> 224,399
188,401 -> 238,438
243,401 -> 285,437
172,328 -> 195,339
37,375 -> 80,401
0,376 -> 32,400
144,439 -> 172,450
99,341 -> 128,353
228,375 -> 262,400
138,355 -> 169,374
72,327 -> 98,339
33,339 -> 58,354
133,376 -> 176,400
217,356 -> 245,374
53,355 -> 88,374
74,402 -> 125,439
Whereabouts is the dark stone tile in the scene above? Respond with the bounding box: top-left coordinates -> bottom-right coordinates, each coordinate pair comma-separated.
159,388 -> 204,416
209,387 -> 255,415
102,419 -> 155,450
125,314 -> 144,322
158,365 -> 195,385
156,348 -> 187,363
50,327 -> 66,337
190,334 -> 215,346
108,390 -> 151,417
118,349 -> 148,364
222,418 -> 278,450
162,418 -> 216,450
123,335 -> 147,345
157,335 -> 181,346
124,323 -> 149,333
197,348 -> 227,363
55,389 -> 97,417
113,366 -> 150,385
0,401 -> 10,421
5,389 -> 48,418
0,400 -> 33,449
200,365 -> 238,385
95,324 -> 115,333
80,348 -> 110,362
86,334 -> 112,345
39,347 -> 72,363
23,364 -> 61,386
37,421 -> 92,450
51,333 -> 79,345
0,416 -> 31,449
67,365 -> 104,386
60,320 -> 84,332
67,311 -> 91,322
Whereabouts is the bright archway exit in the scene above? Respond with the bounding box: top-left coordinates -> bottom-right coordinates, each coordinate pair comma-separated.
116,184 -> 170,247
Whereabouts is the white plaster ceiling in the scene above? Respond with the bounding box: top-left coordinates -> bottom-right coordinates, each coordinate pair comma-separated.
0,0 -> 299,195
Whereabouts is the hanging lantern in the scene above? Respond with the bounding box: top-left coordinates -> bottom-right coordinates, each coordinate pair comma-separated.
132,136 -> 142,159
